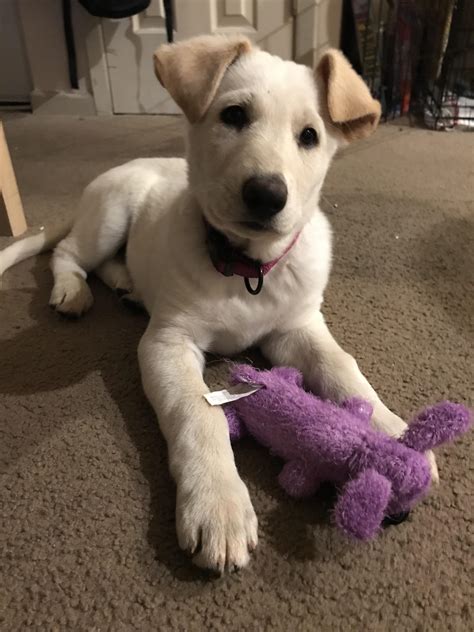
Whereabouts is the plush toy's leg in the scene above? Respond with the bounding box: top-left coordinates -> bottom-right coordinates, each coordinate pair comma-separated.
334,469 -> 392,540
278,460 -> 323,498
401,402 -> 472,452
225,407 -> 248,441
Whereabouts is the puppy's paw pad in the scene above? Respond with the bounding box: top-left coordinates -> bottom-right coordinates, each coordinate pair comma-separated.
119,292 -> 145,313
112,269 -> 134,295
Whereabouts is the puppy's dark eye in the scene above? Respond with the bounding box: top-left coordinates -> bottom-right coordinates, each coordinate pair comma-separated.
220,105 -> 249,130
299,127 -> 318,148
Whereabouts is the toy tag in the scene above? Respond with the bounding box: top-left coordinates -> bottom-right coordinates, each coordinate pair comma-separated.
204,383 -> 262,406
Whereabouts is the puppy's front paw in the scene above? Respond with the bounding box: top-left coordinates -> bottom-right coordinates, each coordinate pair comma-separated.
176,472 -> 258,574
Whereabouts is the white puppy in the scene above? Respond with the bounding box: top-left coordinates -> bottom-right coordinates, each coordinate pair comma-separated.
0,35 -> 437,573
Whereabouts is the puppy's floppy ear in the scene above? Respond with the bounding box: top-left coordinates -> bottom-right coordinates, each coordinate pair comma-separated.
153,35 -> 252,123
316,48 -> 381,142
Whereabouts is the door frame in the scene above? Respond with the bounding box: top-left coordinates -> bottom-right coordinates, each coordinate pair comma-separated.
85,20 -> 114,115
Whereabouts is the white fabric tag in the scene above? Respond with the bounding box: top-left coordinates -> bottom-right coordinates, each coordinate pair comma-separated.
204,382 -> 262,406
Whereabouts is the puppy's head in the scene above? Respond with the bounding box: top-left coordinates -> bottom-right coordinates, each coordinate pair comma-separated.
154,36 -> 380,244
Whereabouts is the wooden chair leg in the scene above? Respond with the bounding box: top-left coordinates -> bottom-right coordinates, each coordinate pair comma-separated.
0,121 -> 27,237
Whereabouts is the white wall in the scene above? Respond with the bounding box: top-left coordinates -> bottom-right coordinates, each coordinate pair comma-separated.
17,0 -> 96,114
0,0 -> 32,101
7,0 -> 343,115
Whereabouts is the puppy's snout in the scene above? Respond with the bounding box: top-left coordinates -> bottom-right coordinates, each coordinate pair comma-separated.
242,174 -> 288,219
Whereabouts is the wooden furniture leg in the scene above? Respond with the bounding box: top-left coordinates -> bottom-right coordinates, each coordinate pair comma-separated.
0,121 -> 27,236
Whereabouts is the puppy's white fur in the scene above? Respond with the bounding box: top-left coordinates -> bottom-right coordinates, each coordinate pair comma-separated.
0,41 -> 437,573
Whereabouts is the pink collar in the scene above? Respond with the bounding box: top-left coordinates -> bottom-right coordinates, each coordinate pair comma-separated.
205,221 -> 300,295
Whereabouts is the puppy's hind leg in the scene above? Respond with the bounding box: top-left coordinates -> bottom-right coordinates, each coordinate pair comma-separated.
50,174 -> 133,317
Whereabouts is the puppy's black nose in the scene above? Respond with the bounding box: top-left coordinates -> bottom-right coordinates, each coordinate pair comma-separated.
242,174 -> 288,219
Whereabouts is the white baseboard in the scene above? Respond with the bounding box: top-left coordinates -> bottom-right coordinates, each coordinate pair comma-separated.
30,90 -> 96,115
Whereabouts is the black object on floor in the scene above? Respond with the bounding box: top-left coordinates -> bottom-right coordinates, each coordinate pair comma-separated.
382,511 -> 410,527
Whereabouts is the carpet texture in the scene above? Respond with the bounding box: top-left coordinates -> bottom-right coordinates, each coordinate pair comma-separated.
1,114 -> 473,631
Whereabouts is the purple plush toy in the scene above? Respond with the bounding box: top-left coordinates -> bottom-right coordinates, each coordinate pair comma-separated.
224,364 -> 471,541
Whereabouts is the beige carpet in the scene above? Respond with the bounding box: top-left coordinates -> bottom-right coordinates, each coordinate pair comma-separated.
1,114 -> 473,631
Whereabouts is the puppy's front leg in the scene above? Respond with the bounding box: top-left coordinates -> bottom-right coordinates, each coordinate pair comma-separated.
138,324 -> 258,573
262,312 -> 439,482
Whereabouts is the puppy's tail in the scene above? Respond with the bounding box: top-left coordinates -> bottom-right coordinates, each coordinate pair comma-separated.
0,221 -> 72,277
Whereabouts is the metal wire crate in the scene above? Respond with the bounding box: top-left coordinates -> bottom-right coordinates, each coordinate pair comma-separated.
417,0 -> 474,129
342,0 -> 474,129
